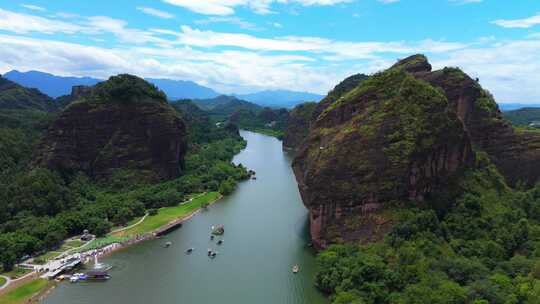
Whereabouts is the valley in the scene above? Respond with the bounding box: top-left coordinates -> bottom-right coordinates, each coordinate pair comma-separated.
1,51 -> 540,304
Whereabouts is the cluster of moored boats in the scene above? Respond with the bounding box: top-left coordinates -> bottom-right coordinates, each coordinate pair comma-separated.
164,224 -> 300,273
182,226 -> 225,259
162,224 -> 227,259
57,270 -> 111,283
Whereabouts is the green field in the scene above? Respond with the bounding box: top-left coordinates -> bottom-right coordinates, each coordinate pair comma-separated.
0,277 -> 6,288
75,235 -> 129,253
113,192 -> 221,238
0,279 -> 49,304
32,250 -> 61,265
0,268 -> 32,280
64,240 -> 85,248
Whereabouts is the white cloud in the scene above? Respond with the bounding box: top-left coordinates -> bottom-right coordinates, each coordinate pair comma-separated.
0,34 -> 337,94
0,9 -> 539,102
378,0 -> 399,4
161,26 -> 467,60
0,8 -> 85,34
136,6 -> 175,19
195,17 -> 261,30
432,37 -> 540,102
0,9 -> 173,46
162,0 -> 352,16
86,16 -> 173,45
492,12 -> 540,29
20,4 -> 46,11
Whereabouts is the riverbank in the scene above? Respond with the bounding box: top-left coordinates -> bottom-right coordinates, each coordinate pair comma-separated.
112,192 -> 221,238
83,192 -> 223,261
0,273 -> 46,304
242,127 -> 284,139
42,131 -> 327,304
0,192 -> 224,303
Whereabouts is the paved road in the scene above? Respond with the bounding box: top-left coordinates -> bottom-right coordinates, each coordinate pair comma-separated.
0,275 -> 11,290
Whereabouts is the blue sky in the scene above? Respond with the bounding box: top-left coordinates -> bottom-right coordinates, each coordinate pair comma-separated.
0,0 -> 539,102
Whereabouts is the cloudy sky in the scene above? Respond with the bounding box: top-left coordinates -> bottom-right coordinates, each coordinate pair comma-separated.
0,0 -> 539,102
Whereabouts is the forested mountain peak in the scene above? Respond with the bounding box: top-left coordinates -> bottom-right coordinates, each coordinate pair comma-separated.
32,74 -> 186,182
80,74 -> 168,105
292,54 -> 540,249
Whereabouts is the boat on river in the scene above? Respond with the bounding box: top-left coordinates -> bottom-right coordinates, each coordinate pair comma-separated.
85,270 -> 111,281
211,225 -> 224,235
164,241 -> 172,248
186,248 -> 194,254
292,265 -> 299,274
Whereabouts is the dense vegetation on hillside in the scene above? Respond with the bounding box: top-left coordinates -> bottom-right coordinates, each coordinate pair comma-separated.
0,76 -> 58,112
0,91 -> 249,271
303,56 -> 540,303
228,107 -> 289,138
181,96 -> 289,138
317,154 -> 540,303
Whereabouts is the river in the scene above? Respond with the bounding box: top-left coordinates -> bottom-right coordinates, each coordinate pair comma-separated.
44,131 -> 327,304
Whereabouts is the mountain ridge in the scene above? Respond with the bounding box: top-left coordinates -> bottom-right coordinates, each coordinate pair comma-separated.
3,70 -> 324,108
292,54 -> 540,248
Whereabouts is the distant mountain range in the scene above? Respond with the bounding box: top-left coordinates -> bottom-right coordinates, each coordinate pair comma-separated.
145,78 -> 219,100
192,95 -> 264,121
499,103 -> 540,111
4,70 -> 100,99
234,90 -> 324,108
3,70 -> 219,100
2,70 -> 323,108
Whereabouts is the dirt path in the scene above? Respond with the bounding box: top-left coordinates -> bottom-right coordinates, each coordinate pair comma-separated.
110,213 -> 149,235
0,271 -> 38,295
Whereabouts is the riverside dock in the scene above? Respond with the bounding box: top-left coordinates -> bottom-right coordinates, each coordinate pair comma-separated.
40,258 -> 82,280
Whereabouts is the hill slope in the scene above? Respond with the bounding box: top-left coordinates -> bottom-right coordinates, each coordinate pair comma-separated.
32,74 -> 187,182
293,54 -> 540,248
503,107 -> 540,126
0,75 -> 57,112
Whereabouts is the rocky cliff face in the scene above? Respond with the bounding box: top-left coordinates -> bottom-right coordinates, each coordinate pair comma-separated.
55,85 -> 92,108
284,74 -> 369,150
283,102 -> 317,149
32,75 -> 187,182
293,55 -> 540,248
416,64 -> 540,187
0,76 -> 57,112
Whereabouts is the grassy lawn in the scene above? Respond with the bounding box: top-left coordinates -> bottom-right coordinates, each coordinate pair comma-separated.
1,268 -> 32,280
75,235 -> 129,253
110,216 -> 144,232
64,240 -> 85,248
31,251 -> 61,265
0,277 -> 6,288
113,192 -> 221,238
0,279 -> 49,304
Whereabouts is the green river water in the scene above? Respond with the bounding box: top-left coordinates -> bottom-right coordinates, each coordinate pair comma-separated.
44,131 -> 328,304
